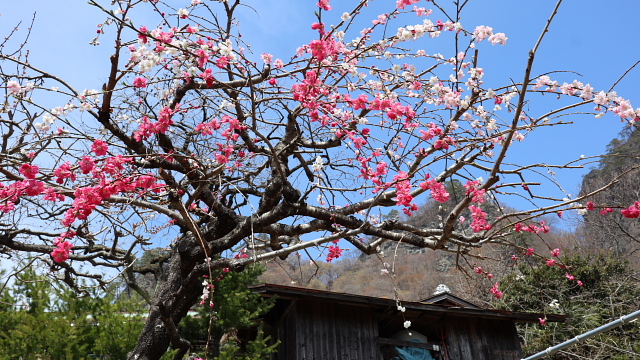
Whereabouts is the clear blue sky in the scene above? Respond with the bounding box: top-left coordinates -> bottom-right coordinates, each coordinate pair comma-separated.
2,0 -> 639,213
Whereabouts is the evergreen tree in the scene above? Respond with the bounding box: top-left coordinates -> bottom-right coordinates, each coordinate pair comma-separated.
179,264 -> 277,359
0,267 -> 144,359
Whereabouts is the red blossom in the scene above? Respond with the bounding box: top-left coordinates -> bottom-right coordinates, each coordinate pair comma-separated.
54,162 -> 76,184
490,283 -> 503,299
326,245 -> 342,262
51,240 -> 73,262
621,201 -> 640,218
216,56 -> 229,69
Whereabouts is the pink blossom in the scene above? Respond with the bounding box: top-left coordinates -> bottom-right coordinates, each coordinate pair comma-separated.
216,56 -> 229,68
349,94 -> 369,110
6,80 -> 22,94
464,180 -> 486,203
434,137 -> 456,150
539,318 -> 547,326
155,30 -> 174,44
473,26 -> 493,42
195,49 -> 210,68
396,0 -> 420,9
133,77 -> 148,88
200,68 -> 215,86
316,0 -> 331,11
43,188 -> 65,202
419,122 -> 444,140
134,106 -> 177,141
611,99 -> 636,119
392,172 -> 417,214
599,207 -> 614,215
309,40 -> 331,62
138,26 -> 149,43
514,221 -> 549,234
565,273 -> 575,281
136,175 -> 157,189
260,53 -> 273,64
546,259 -> 556,267
488,33 -> 508,45
420,178 -> 450,203
525,248 -> 535,256
19,164 -> 39,179
79,156 -> 96,174
413,6 -> 431,17
593,91 -> 608,106
469,205 -> 492,232
24,180 -> 45,196
551,248 -> 560,257
234,248 -> 249,259
92,139 -> 109,156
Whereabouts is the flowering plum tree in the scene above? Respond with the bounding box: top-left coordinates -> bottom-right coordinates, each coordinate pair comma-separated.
1,0 -> 639,358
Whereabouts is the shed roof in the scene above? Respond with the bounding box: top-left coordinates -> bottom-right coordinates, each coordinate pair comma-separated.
251,283 -> 566,323
420,292 -> 481,309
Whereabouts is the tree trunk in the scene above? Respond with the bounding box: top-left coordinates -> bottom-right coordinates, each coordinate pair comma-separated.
128,236 -> 205,360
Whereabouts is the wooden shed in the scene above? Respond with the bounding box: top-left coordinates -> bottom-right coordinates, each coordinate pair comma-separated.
250,284 -> 565,360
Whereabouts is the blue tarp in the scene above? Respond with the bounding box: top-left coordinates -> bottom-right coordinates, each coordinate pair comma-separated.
393,340 -> 436,360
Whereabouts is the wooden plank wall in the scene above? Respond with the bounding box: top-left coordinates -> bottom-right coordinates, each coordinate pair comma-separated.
291,300 -> 381,360
443,316 -> 523,360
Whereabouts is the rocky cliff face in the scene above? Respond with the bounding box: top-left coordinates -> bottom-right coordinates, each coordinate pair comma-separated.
580,125 -> 640,259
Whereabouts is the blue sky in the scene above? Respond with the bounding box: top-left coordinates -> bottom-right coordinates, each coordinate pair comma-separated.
2,0 -> 639,213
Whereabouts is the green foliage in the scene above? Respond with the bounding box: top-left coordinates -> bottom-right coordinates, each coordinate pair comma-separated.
499,252 -> 640,359
180,264 -> 277,359
0,267 -> 144,360
214,323 -> 278,360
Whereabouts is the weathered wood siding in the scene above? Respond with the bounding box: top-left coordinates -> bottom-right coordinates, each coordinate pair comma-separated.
444,316 -> 523,360
288,299 -> 381,360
